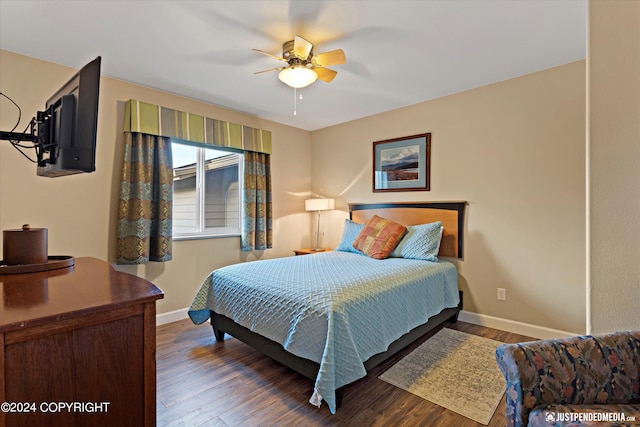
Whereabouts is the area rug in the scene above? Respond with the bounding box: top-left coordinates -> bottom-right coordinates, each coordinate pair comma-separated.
379,328 -> 505,425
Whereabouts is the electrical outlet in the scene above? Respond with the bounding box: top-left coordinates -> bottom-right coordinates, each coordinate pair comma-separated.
497,288 -> 507,301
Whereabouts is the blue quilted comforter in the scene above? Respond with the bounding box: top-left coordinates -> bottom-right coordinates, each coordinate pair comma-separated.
188,251 -> 459,413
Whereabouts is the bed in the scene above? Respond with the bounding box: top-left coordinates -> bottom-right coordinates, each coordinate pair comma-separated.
188,201 -> 466,413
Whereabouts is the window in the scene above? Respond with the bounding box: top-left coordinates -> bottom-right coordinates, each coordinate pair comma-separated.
172,140 -> 243,239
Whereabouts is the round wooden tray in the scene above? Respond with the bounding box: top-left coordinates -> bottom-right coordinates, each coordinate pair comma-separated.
0,256 -> 75,275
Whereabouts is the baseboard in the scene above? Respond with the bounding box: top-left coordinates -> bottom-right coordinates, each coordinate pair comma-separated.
458,310 -> 577,340
156,307 -> 577,339
156,307 -> 189,326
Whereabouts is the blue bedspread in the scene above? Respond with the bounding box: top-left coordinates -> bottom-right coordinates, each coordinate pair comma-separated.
188,251 -> 459,413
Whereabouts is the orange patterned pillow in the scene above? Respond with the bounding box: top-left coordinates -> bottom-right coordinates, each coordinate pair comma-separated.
353,215 -> 407,259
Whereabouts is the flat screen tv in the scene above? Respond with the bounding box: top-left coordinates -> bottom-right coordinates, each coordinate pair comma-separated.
36,56 -> 101,177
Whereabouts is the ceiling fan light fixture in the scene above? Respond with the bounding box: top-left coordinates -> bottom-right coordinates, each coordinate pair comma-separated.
278,66 -> 318,88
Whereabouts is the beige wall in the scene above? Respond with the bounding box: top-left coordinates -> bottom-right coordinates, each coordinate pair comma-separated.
588,0 -> 640,333
0,50 -> 312,314
311,61 -> 587,334
4,2 -> 637,335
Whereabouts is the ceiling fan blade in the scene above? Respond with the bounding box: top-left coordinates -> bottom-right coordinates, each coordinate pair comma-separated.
252,49 -> 286,62
254,68 -> 282,74
293,35 -> 313,60
313,49 -> 346,67
314,67 -> 338,83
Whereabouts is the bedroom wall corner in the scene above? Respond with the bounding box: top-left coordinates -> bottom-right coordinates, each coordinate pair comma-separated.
0,50 -> 314,315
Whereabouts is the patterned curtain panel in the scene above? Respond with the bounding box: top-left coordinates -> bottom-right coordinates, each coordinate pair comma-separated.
117,132 -> 173,264
242,151 -> 273,251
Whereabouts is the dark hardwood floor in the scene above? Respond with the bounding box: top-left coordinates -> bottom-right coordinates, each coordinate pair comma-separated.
156,318 -> 534,426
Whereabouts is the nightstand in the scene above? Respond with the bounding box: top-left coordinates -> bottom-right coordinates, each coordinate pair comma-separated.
294,248 -> 333,256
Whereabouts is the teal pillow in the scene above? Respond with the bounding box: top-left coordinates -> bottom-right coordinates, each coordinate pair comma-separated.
391,221 -> 443,261
336,219 -> 365,253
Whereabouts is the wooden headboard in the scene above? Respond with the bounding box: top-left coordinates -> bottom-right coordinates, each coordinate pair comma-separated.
349,201 -> 466,259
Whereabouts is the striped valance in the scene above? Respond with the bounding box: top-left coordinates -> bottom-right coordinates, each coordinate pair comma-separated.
123,99 -> 272,154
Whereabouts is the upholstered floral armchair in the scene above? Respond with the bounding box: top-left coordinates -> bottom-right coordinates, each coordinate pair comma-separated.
495,330 -> 640,426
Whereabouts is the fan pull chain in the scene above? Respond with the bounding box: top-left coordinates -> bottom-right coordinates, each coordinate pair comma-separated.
292,89 -> 305,116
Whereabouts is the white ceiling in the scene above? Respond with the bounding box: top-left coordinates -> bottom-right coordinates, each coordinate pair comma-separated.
0,0 -> 586,131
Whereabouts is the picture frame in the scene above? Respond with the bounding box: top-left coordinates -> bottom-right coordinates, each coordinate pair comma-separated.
373,133 -> 431,192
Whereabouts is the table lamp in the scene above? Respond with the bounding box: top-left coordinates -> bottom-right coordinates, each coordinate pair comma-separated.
305,198 -> 335,251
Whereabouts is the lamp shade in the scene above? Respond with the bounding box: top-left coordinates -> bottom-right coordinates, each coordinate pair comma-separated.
305,198 -> 335,211
278,67 -> 318,89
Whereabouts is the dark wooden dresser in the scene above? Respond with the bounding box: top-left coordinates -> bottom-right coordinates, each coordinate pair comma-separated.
0,257 -> 164,427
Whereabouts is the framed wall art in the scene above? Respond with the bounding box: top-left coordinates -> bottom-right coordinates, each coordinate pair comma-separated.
372,133 -> 431,192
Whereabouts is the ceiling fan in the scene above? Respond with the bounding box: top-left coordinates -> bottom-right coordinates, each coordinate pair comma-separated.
253,35 -> 346,89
